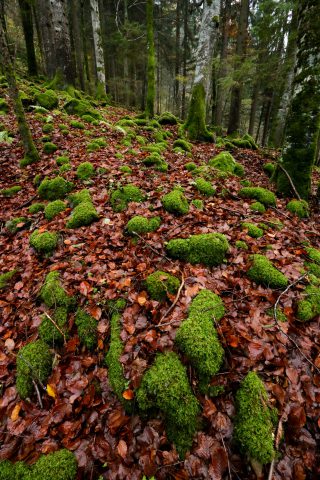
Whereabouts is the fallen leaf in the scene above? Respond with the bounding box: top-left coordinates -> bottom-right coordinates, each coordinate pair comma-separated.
5,338 -> 15,351
47,384 -> 57,399
122,389 -> 134,400
11,403 -> 21,421
117,439 -> 127,459
137,291 -> 147,305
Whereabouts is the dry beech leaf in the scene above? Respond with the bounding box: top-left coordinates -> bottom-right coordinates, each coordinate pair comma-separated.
46,384 -> 57,399
137,292 -> 147,306
11,403 -> 21,422
5,338 -> 15,351
117,439 -> 127,459
122,389 -> 134,400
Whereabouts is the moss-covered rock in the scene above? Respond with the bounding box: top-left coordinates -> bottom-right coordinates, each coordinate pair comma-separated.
38,177 -> 74,200
63,98 -> 100,119
194,177 -> 215,196
158,111 -> 178,125
306,247 -> 320,264
263,163 -> 276,177
36,90 -> 58,110
70,120 -> 85,129
0,185 -> 21,197
296,285 -> 320,321
235,240 -> 248,250
192,199 -> 204,210
242,222 -> 264,238
81,114 -> 99,125
75,309 -> 97,349
185,162 -> 197,171
43,142 -> 58,154
29,230 -> 58,255
42,123 -> 54,134
110,184 -> 144,212
68,189 -> 92,207
136,352 -> 200,457
234,371 -> 276,465
0,97 -> 9,114
39,307 -> 68,345
0,270 -> 17,289
0,459 -> 29,479
119,165 -> 132,174
173,138 -> 192,153
5,217 -> 30,234
162,189 -> 189,215
142,152 -> 167,171
145,270 -> 180,301
286,199 -> 309,218
76,161 -> 95,180
247,254 -> 288,288
16,340 -> 53,399
56,156 -> 70,166
239,187 -> 276,206
66,201 -> 98,228
44,200 -> 66,220
209,151 -> 236,173
250,201 -> 266,213
126,215 -> 160,235
40,271 -> 74,309
166,233 -> 229,267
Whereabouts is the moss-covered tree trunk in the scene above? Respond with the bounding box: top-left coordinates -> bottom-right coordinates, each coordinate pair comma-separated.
183,0 -> 219,141
145,0 -> 155,118
276,0 -> 320,199
18,0 -> 37,76
0,16 -> 39,165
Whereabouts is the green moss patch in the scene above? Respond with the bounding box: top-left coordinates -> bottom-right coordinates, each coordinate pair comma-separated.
36,90 -> 58,110
166,233 -> 229,267
38,176 -> 74,200
158,111 -> 178,125
235,240 -> 248,250
242,222 -> 264,238
42,123 -> 54,134
70,120 -> 85,129
110,184 -> 144,212
29,230 -> 58,256
192,199 -> 203,210
239,187 -> 276,206
126,215 -> 160,235
136,352 -> 200,457
247,254 -> 288,288
142,152 -> 168,171
0,185 -> 21,197
209,151 -> 235,173
263,162 -> 275,177
119,165 -> 132,174
66,201 -> 98,228
39,307 -> 68,345
145,270 -> 180,301
76,162 -> 95,180
250,201 -> 266,213
63,98 -> 100,119
296,285 -> 320,322
43,142 -> 58,154
5,217 -> 30,234
68,189 -> 92,207
194,177 -> 215,196
40,271 -> 74,309
0,97 -> 9,114
286,199 -> 309,218
0,270 -> 17,290
75,309 -> 97,349
0,459 -> 29,479
173,138 -> 192,153
234,371 -> 276,465
44,200 -> 66,220
185,162 -> 196,171
16,340 -> 53,399
81,114 -> 99,125
306,247 -> 320,264
162,189 -> 189,215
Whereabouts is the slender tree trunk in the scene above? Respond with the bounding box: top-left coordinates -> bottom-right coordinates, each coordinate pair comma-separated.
181,0 -> 188,119
68,0 -> 85,90
145,0 -> 155,118
174,0 -> 181,114
90,0 -> 106,96
0,17 -> 39,165
18,0 -> 37,76
227,0 -> 249,135
261,90 -> 273,146
276,0 -> 320,199
248,81 -> 259,136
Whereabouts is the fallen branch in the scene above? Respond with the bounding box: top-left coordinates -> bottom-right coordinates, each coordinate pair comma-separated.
277,164 -> 301,201
44,312 -> 67,344
220,433 -> 232,480
32,379 -> 43,409
157,274 -> 185,326
267,415 -> 284,480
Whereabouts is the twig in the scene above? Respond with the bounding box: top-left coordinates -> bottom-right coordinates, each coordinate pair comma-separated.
132,231 -> 174,263
277,163 -> 301,200
157,274 -> 185,325
267,415 -> 284,480
43,312 -> 67,344
14,194 -> 37,211
273,274 -> 320,374
220,434 -> 232,480
32,379 -> 43,408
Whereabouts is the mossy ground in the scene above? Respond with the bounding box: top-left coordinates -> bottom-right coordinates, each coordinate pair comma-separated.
248,254 -> 288,288
145,270 -> 180,301
166,233 -> 229,266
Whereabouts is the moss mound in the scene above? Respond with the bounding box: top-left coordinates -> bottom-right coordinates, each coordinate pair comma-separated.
136,352 -> 200,457
70,120 -> 85,129
0,459 -> 29,479
75,309 -> 97,349
38,176 -> 74,200
247,254 -> 288,288
239,187 -> 276,206
29,203 -> 45,214
39,307 -> 68,345
194,177 -> 215,196
263,162 -> 276,177
39,271 -> 74,309
286,199 -> 309,218
306,247 -> 320,264
145,270 -> 180,301
44,200 -> 66,220
76,162 -> 95,180
235,240 -> 248,250
43,142 -> 58,154
5,217 -> 30,234
158,111 -> 178,125
242,222 -> 264,238
142,152 -> 168,171
63,98 -> 99,119
234,371 -> 276,465
0,97 -> 9,114
166,233 -> 229,267
29,230 -> 58,255
162,189 -> 189,215
185,162 -> 197,171
209,151 -> 235,172
87,138 -> 107,152
110,184 -> 144,212
296,285 -> 320,321
0,185 -> 21,197
68,189 -> 92,207
66,201 -> 98,228
173,138 -> 192,153
16,340 -> 53,399
42,123 -> 54,134
0,270 -> 17,289
81,114 -> 99,125
250,201 -> 266,213
126,215 -> 160,235
36,90 -> 58,110
192,199 -> 203,209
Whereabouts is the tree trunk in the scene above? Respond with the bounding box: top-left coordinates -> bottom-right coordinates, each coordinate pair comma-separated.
90,0 -> 106,97
248,81 -> 259,136
18,0 -> 37,76
181,0 -> 188,119
227,0 -> 249,135
261,90 -> 273,146
145,0 -> 155,118
183,0 -> 220,141
174,0 -> 181,115
0,16 -> 39,165
68,0 -> 85,90
276,0 -> 320,199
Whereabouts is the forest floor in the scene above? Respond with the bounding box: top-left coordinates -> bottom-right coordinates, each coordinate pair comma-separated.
0,85 -> 319,480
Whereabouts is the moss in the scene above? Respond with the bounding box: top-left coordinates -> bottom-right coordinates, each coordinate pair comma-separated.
167,233 -> 229,267
136,352 -> 200,457
250,201 -> 266,213
44,200 -> 66,220
162,189 -> 189,215
182,83 -> 213,142
5,217 -> 30,234
120,165 -> 132,174
36,90 -> 58,110
81,114 -> 99,125
110,184 -> 144,212
0,460 -> 29,479
242,133 -> 258,149
105,300 -> 132,411
296,285 -> 320,321
239,187 -> 276,206
29,230 -> 58,256
142,145 -> 162,155
248,254 -> 288,289
42,123 -> 54,134
69,120 -> 84,129
63,98 -> 100,119
38,176 -> 74,200
235,240 -> 248,250
16,340 -> 53,399
234,371 -> 276,465
263,163 -> 276,177
286,199 -> 309,218
0,97 -> 9,114
135,135 -> 146,145
68,189 -> 91,207
185,162 -> 197,171
33,174 -> 42,186
158,111 -> 178,125
0,270 -> 17,289
27,449 -> 77,480
242,222 -> 264,238
40,271 -> 73,309
145,270 -> 180,301
59,164 -> 71,174
75,309 -> 97,349
43,142 -> 58,154
209,151 -> 235,172
39,307 -> 68,345
240,179 -> 251,187
306,247 -> 320,264
87,138 -> 107,152
126,215 -> 160,235
306,262 -> 320,278
117,118 -> 136,127
192,199 -> 203,209
76,161 -> 95,180
175,290 -> 224,391
173,138 -> 192,153
66,201 -> 98,228
266,307 -> 287,322
234,163 -> 245,177
194,177 -> 215,196
58,124 -> 68,131
0,185 -> 21,197
143,152 -> 162,166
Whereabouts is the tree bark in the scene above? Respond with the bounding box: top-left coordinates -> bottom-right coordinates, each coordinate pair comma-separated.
18,0 -> 37,76
174,0 -> 181,115
145,0 -> 155,118
90,0 -> 106,96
